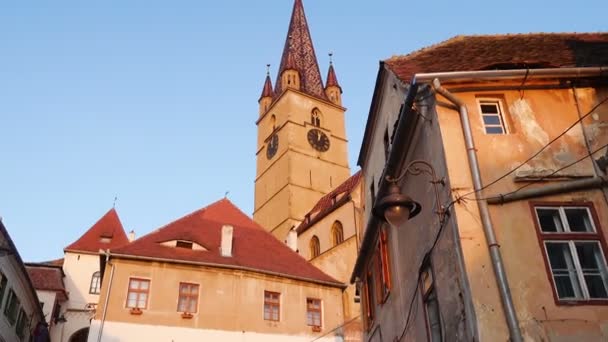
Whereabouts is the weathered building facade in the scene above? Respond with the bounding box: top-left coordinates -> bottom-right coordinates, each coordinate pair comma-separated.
88,199 -> 348,342
353,34 -> 608,341
0,220 -> 46,341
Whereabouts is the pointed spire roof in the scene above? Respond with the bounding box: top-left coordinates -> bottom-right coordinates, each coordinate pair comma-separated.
275,0 -> 327,100
260,67 -> 274,100
325,59 -> 341,90
65,208 -> 129,253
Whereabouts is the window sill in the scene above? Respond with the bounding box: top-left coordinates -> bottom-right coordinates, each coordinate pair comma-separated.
181,312 -> 194,319
129,308 -> 143,315
557,299 -> 608,306
311,325 -> 322,332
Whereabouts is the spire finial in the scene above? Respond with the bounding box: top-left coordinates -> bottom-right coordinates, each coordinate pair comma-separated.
266,64 -> 271,76
329,52 -> 333,65
113,195 -> 118,208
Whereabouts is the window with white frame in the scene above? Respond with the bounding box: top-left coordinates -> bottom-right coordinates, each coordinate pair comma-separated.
478,99 -> 508,134
534,204 -> 608,301
90,271 -> 101,294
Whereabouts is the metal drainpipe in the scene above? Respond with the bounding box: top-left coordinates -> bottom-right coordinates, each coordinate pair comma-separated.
97,251 -> 116,342
432,78 -> 524,342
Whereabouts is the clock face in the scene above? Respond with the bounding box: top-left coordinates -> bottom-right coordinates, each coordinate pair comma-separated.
266,134 -> 279,159
307,128 -> 330,152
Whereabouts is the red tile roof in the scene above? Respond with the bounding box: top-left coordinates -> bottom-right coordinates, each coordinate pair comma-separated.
25,265 -> 68,301
111,199 -> 343,287
65,208 -> 129,254
325,63 -> 341,90
297,172 -> 362,234
274,0 -> 327,101
259,73 -> 274,100
385,33 -> 608,83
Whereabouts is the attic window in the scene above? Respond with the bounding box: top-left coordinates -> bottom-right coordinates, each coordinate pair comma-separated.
176,241 -> 194,250
100,237 -> 112,244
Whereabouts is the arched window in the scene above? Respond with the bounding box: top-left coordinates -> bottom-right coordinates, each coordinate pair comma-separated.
89,272 -> 101,294
271,114 -> 276,130
311,109 -> 321,127
310,236 -> 320,258
332,221 -> 344,246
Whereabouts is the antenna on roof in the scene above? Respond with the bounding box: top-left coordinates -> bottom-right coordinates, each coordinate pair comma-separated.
224,191 -> 230,199
113,196 -> 118,208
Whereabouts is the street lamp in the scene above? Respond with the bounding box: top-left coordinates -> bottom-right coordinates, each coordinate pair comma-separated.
373,160 -> 445,229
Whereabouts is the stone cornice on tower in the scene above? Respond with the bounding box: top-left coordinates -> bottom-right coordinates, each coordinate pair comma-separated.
274,0 -> 327,101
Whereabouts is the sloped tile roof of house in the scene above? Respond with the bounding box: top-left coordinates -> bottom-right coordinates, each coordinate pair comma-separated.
297,171 -> 361,234
64,208 -> 129,254
25,264 -> 68,301
385,33 -> 608,82
111,199 -> 343,287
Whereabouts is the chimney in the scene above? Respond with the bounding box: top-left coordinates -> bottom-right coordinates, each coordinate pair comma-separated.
221,225 -> 234,257
128,230 -> 136,242
286,228 -> 298,252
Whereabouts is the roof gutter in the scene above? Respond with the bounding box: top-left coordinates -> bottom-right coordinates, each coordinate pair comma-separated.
413,67 -> 608,83
109,252 -> 347,289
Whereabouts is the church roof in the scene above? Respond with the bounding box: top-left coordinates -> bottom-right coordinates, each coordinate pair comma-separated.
274,0 -> 327,101
385,32 -> 608,83
297,171 -> 362,234
325,63 -> 341,90
259,73 -> 274,100
64,208 -> 129,254
111,199 -> 344,287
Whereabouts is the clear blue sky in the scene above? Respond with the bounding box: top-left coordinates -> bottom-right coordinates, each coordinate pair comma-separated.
1,0 -> 606,262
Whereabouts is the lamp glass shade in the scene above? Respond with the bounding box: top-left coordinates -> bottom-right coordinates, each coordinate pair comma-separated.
384,204 -> 411,229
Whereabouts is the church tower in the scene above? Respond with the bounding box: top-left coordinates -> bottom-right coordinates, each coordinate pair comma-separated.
254,0 -> 350,240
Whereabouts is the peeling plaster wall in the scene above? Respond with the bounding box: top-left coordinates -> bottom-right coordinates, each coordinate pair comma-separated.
436,82 -> 608,341
361,83 -> 472,342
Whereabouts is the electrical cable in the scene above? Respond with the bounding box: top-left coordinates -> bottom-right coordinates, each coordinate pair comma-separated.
454,96 -> 608,201
477,141 -> 608,202
308,315 -> 361,342
397,212 -> 451,341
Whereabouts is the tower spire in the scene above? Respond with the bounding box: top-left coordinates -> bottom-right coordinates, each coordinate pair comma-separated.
325,53 -> 342,105
275,0 -> 326,100
259,64 -> 274,114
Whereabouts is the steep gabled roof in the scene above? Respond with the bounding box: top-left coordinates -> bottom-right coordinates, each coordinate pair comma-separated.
274,0 -> 327,101
65,208 -> 129,254
297,172 -> 362,234
385,33 -> 608,83
111,199 -> 343,287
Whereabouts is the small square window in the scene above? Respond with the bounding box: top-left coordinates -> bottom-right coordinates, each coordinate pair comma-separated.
478,99 -> 508,135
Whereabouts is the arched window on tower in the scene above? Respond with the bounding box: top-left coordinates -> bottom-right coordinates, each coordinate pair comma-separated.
310,236 -> 320,258
311,109 -> 321,127
332,221 -> 344,246
271,114 -> 276,130
89,271 -> 101,294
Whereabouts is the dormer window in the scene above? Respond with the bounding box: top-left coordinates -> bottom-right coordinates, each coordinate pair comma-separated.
160,240 -> 207,251
100,237 -> 112,244
176,241 -> 194,250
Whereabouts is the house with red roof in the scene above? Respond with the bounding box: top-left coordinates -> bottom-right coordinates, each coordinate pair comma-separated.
353,33 -> 608,342
43,208 -> 130,342
88,199 -> 348,342
25,262 -> 68,332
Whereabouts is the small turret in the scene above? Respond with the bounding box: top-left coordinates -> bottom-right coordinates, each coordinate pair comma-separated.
259,64 -> 274,115
280,40 -> 301,91
325,53 -> 342,106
